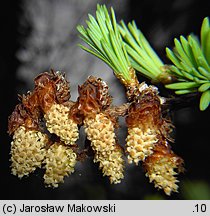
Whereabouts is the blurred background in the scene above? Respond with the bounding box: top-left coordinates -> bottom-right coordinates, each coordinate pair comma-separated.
1,0 -> 210,200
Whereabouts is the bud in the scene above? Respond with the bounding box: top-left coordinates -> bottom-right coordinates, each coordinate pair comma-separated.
44,142 -> 77,187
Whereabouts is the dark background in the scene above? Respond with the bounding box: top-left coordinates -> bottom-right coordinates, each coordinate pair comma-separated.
1,0 -> 210,200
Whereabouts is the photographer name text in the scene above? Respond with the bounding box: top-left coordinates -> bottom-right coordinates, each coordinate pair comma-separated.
3,203 -> 116,214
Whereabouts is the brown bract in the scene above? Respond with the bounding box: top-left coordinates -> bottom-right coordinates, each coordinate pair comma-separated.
34,72 -> 55,109
126,87 -> 161,129
21,91 -> 41,119
34,70 -> 70,113
143,140 -> 184,195
8,104 -> 39,135
71,76 -> 112,119
143,141 -> 184,173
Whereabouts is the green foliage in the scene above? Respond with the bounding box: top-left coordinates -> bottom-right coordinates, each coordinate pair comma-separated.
77,5 -> 209,110
119,17 -> 210,110
181,180 -> 210,200
77,4 -> 133,83
165,17 -> 210,110
119,21 -> 164,81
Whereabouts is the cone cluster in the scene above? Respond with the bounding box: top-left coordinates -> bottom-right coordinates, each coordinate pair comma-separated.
8,71 -> 184,195
8,71 -> 78,187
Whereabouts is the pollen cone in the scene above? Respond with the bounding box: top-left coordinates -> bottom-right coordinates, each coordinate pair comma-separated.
10,126 -> 48,178
84,112 -> 124,184
34,71 -> 79,145
143,141 -> 184,196
44,103 -> 79,145
126,86 -> 162,164
75,76 -> 124,184
44,142 -> 77,187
